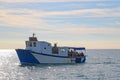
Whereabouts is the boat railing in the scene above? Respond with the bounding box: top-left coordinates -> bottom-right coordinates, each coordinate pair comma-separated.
68,51 -> 85,58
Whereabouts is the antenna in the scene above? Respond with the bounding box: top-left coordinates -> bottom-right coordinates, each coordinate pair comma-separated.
33,33 -> 35,37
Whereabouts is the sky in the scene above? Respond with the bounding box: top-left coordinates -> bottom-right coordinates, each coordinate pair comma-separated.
0,0 -> 120,49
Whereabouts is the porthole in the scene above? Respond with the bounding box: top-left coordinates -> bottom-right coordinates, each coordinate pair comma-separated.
44,47 -> 46,49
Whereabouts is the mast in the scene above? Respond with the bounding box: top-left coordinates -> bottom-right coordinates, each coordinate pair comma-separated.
29,33 -> 37,41
33,33 -> 35,37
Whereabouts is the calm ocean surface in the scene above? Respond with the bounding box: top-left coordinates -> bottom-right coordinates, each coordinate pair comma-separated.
0,49 -> 120,80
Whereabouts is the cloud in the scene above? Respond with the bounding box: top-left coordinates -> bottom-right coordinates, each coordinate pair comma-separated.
65,28 -> 120,35
0,4 -> 120,34
0,9 -> 48,28
96,3 -> 111,7
56,41 -> 120,49
31,27 -> 120,35
43,7 -> 115,18
1,7 -> 120,27
0,7 -> 120,32
115,21 -> 120,25
29,7 -> 120,18
0,0 -> 114,3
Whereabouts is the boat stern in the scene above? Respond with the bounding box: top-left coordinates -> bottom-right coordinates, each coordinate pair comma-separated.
75,56 -> 86,63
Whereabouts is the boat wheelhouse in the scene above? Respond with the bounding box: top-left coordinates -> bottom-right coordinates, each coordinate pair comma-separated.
16,34 -> 86,64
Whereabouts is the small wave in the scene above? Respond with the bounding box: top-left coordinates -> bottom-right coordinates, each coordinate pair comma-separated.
103,61 -> 116,64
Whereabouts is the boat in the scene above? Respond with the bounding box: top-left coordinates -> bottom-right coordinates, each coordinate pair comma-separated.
16,33 -> 86,64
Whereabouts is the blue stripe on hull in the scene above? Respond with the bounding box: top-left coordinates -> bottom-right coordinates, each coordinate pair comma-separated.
32,51 -> 86,63
32,51 -> 69,58
16,49 -> 40,64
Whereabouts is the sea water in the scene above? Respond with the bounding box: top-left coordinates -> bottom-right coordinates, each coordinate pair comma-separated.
0,49 -> 120,80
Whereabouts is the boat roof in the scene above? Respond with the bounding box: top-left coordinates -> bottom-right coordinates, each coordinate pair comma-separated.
73,47 -> 85,50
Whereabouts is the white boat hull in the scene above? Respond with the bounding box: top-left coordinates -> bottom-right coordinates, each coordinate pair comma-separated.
16,49 -> 86,64
32,52 -> 75,63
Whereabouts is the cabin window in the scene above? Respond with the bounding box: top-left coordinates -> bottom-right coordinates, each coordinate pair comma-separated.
33,42 -> 36,47
30,42 -> 32,47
